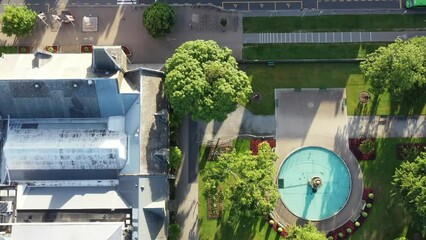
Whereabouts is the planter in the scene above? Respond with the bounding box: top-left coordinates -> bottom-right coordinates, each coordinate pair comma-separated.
349,138 -> 376,160
121,46 -> 132,57
18,46 -> 31,53
81,45 -> 93,53
45,45 -> 59,53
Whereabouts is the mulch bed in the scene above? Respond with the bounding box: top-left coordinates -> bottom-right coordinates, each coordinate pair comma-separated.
207,142 -> 233,161
396,143 -> 426,160
348,138 -> 376,160
18,46 -> 31,53
80,45 -> 93,53
250,139 -> 276,155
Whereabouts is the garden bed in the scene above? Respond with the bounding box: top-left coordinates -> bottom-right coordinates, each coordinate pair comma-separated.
207,191 -> 223,219
349,138 -> 376,160
18,46 -> 31,53
396,143 -> 426,160
250,139 -> 276,155
267,215 -> 288,238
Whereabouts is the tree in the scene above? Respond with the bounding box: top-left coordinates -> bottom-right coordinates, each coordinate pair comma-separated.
169,146 -> 182,171
1,5 -> 37,37
360,37 -> 426,101
392,151 -> 426,237
165,40 -> 252,122
142,2 -> 175,38
204,142 -> 278,219
286,223 -> 328,240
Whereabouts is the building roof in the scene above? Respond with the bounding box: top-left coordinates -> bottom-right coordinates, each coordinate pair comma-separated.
10,222 -> 124,240
4,128 -> 127,171
16,186 -> 130,210
0,53 -> 116,80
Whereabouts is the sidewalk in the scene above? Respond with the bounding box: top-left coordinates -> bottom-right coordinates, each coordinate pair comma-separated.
244,31 -> 426,44
0,5 -> 243,62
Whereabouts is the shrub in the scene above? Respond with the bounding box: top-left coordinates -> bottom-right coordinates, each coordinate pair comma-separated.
355,221 -> 361,227
359,139 -> 375,154
338,232 -> 344,238
47,47 -> 54,53
84,46 -> 89,52
362,212 -> 368,217
277,227 -> 283,233
346,228 -> 352,233
366,203 -> 372,208
168,223 -> 181,240
368,193 -> 375,199
220,18 -> 227,27
328,237 -> 334,240
169,146 -> 183,171
20,47 -> 27,53
269,219 -> 274,225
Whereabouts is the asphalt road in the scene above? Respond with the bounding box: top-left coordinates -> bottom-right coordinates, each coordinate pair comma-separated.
1,0 -> 405,13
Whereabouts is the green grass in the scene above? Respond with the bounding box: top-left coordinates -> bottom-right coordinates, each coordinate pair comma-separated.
0,46 -> 17,55
199,139 -> 281,240
244,63 -> 426,116
349,138 -> 426,240
243,43 -> 388,60
243,14 -> 426,33
244,62 -> 360,115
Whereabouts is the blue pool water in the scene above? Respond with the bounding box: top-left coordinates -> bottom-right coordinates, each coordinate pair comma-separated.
278,146 -> 351,221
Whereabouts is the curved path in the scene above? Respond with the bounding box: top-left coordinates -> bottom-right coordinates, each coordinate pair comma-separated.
273,88 -> 364,232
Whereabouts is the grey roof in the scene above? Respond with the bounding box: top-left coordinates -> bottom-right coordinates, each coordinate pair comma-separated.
11,222 -> 124,240
92,46 -> 127,73
17,186 -> 130,210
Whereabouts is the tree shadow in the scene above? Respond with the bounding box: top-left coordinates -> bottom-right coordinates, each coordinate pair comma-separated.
369,96 -> 380,115
354,102 -> 365,115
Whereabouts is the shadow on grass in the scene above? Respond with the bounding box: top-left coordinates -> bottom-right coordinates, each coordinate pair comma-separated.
389,87 -> 426,116
199,145 -> 210,171
369,96 -> 380,115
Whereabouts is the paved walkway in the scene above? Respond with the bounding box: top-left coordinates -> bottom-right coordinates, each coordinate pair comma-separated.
244,31 -> 426,44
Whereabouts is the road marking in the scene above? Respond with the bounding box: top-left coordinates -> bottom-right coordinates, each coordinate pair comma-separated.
284,33 -> 287,43
359,32 -> 362,42
305,33 -> 307,43
299,33 -> 301,42
350,32 -> 353,42
341,32 -> 343,42
333,32 -> 335,42
369,32 -> 372,41
280,33 -> 282,43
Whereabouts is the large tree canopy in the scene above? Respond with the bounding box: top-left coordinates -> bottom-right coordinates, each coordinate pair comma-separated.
204,142 -> 278,219
165,40 -> 252,122
392,151 -> 426,237
142,2 -> 175,38
360,37 -> 426,101
1,5 -> 37,37
286,223 -> 328,240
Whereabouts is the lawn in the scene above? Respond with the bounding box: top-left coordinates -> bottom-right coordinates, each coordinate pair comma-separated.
0,46 -> 17,54
199,139 -> 281,240
349,138 -> 426,240
243,14 -> 426,33
244,63 -> 426,116
243,43 -> 388,60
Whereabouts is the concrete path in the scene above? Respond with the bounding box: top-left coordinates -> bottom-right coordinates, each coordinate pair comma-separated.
197,105 -> 275,144
347,115 -> 426,138
274,88 -> 363,232
244,31 -> 426,44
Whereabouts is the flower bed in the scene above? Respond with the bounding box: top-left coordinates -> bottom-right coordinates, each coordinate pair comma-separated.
267,215 -> 288,238
81,45 -> 93,53
45,45 -> 59,53
327,189 -> 374,239
121,46 -> 132,57
18,46 -> 31,53
250,139 -> 276,155
396,143 -> 426,160
348,138 -> 376,160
